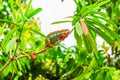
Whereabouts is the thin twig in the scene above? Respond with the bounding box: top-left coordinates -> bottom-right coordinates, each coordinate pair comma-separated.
70,27 -> 75,34
15,47 -> 49,59
14,22 -> 25,55
15,40 -> 62,60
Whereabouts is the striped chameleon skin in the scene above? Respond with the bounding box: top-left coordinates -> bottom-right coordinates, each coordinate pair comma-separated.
45,29 -> 70,48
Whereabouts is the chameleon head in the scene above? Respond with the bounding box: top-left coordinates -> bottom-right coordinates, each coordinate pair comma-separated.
61,29 -> 70,38
45,29 -> 70,48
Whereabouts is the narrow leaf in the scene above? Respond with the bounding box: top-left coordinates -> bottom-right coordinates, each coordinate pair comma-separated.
81,0 -> 110,17
2,27 -> 18,48
92,14 -> 117,29
0,55 -> 9,62
77,47 -> 88,65
25,0 -> 32,17
87,34 -> 98,62
74,29 -> 82,48
0,23 -> 6,35
96,0 -> 110,7
16,59 -> 22,71
72,17 -> 80,26
3,63 -> 12,76
29,29 -> 47,38
51,20 -> 71,25
27,8 -> 42,19
88,18 -> 119,39
86,20 -> 114,46
83,34 -> 92,53
75,22 -> 83,36
6,38 -> 17,53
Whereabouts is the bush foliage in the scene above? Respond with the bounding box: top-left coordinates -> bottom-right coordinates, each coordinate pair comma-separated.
0,0 -> 120,80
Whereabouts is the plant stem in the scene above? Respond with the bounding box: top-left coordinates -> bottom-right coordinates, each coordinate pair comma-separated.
0,57 -> 13,72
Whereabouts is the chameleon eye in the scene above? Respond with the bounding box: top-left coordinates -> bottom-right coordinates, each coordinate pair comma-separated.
61,34 -> 67,38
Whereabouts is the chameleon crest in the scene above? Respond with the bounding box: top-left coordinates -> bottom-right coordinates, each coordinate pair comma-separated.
45,29 -> 70,48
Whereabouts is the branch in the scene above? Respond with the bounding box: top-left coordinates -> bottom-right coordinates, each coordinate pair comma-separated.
0,57 -> 14,72
15,47 -> 49,59
15,40 -> 63,60
0,27 -> 75,73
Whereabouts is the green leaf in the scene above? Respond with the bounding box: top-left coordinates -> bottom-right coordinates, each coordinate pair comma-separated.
75,22 -> 83,36
3,62 -> 12,76
0,19 -> 17,25
27,8 -> 42,19
6,37 -> 17,53
72,17 -> 80,26
74,29 -> 82,48
80,0 -> 110,17
64,57 -> 77,76
105,72 -> 112,80
83,71 -> 93,79
29,28 -> 47,38
12,61 -> 18,73
24,58 -> 30,70
89,29 -> 96,40
51,20 -> 71,25
83,34 -> 92,53
0,55 -> 9,62
0,63 -> 3,68
74,22 -> 83,48
20,37 -> 27,51
77,47 -> 88,66
90,16 -> 119,39
0,23 -> 6,35
96,70 -> 106,80
25,0 -> 32,17
57,47 -> 65,59
8,0 -> 15,20
69,66 -> 83,79
98,51 -> 104,65
87,34 -> 98,61
91,11 -> 108,18
2,27 -> 18,48
91,13 -> 117,28
74,58 -> 97,80
112,70 -> 120,80
74,0 -> 83,13
14,71 -> 22,80
16,59 -> 22,71
85,19 -> 114,46
96,0 -> 110,8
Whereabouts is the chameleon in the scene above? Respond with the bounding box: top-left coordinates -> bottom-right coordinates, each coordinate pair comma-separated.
30,28 -> 73,59
45,29 -> 70,48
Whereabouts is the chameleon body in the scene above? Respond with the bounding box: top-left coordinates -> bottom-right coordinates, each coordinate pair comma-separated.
30,28 -> 74,59
45,29 -> 70,48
